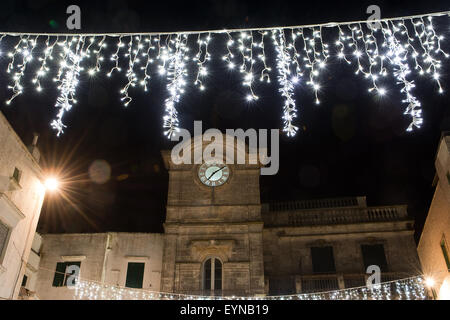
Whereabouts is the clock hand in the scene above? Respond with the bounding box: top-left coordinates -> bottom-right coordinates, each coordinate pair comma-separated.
207,166 -> 226,180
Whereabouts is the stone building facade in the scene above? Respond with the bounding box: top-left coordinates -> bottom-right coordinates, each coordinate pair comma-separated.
18,233 -> 42,299
35,233 -> 163,300
34,136 -> 421,299
262,197 -> 419,294
0,112 -> 46,299
418,133 -> 450,300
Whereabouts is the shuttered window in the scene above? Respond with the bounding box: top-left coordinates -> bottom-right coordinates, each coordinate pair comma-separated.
361,244 -> 388,272
12,167 -> 21,183
22,275 -> 28,287
0,220 -> 9,259
125,262 -> 145,288
52,261 -> 81,287
311,246 -> 336,274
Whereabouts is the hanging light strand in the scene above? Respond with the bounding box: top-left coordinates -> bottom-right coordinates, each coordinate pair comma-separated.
0,10 -> 447,137
273,29 -> 298,136
162,34 -> 189,138
51,36 -> 86,135
73,275 -> 428,300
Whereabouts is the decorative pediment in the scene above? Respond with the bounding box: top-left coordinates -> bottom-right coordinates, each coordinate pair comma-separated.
189,239 -> 235,262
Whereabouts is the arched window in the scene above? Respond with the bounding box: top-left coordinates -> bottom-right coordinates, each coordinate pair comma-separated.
203,257 -> 222,295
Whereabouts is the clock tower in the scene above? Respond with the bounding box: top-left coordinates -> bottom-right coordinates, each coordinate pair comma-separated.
160,135 -> 265,296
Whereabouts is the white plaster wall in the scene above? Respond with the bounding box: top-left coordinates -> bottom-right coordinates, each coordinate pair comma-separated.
0,112 -> 45,299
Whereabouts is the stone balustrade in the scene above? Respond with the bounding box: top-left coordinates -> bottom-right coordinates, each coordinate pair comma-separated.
262,205 -> 409,227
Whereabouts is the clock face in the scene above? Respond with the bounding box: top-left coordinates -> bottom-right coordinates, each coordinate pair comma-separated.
198,163 -> 230,187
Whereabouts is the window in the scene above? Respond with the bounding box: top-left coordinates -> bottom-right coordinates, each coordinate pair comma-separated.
203,258 -> 222,295
52,261 -> 81,287
311,246 -> 336,274
21,275 -> 28,287
441,235 -> 450,271
0,220 -> 10,260
12,167 -> 21,183
361,244 -> 388,272
125,262 -> 145,288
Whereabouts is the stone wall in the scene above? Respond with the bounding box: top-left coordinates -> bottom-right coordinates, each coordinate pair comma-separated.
35,232 -> 163,300
418,135 -> 450,299
160,141 -> 265,296
263,201 -> 420,294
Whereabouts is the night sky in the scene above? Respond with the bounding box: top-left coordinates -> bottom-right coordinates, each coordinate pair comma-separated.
0,0 -> 449,241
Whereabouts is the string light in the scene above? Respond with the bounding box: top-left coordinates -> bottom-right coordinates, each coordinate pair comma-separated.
120,35 -> 142,107
139,36 -> 155,92
74,275 -> 428,300
381,22 -> 422,130
51,36 -> 86,135
193,33 -> 211,91
0,10 -> 448,137
272,29 -> 298,136
161,34 -> 189,138
6,35 -> 38,104
33,36 -> 58,92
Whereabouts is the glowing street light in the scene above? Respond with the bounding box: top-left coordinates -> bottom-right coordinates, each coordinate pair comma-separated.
425,277 -> 435,288
44,177 -> 59,191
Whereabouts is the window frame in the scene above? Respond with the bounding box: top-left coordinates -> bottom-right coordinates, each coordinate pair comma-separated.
52,261 -> 81,287
310,246 -> 336,274
360,243 -> 388,272
125,262 -> 145,289
21,274 -> 28,287
202,257 -> 223,295
12,167 -> 21,184
0,219 -> 11,265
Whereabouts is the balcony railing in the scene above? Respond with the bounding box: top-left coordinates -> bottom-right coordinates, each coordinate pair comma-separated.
295,272 -> 413,294
263,205 -> 408,227
267,197 -> 360,212
18,287 -> 39,300
300,274 -> 340,293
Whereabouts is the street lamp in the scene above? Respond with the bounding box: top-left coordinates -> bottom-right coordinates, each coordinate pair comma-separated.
425,277 -> 435,288
44,177 -> 59,191
425,276 -> 437,300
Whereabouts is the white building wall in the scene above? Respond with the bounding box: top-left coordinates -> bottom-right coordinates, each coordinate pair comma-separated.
0,112 -> 45,300
35,232 -> 164,300
418,135 -> 450,300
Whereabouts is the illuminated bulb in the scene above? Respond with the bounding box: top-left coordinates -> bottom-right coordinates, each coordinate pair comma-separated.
44,178 -> 59,191
425,277 -> 435,288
